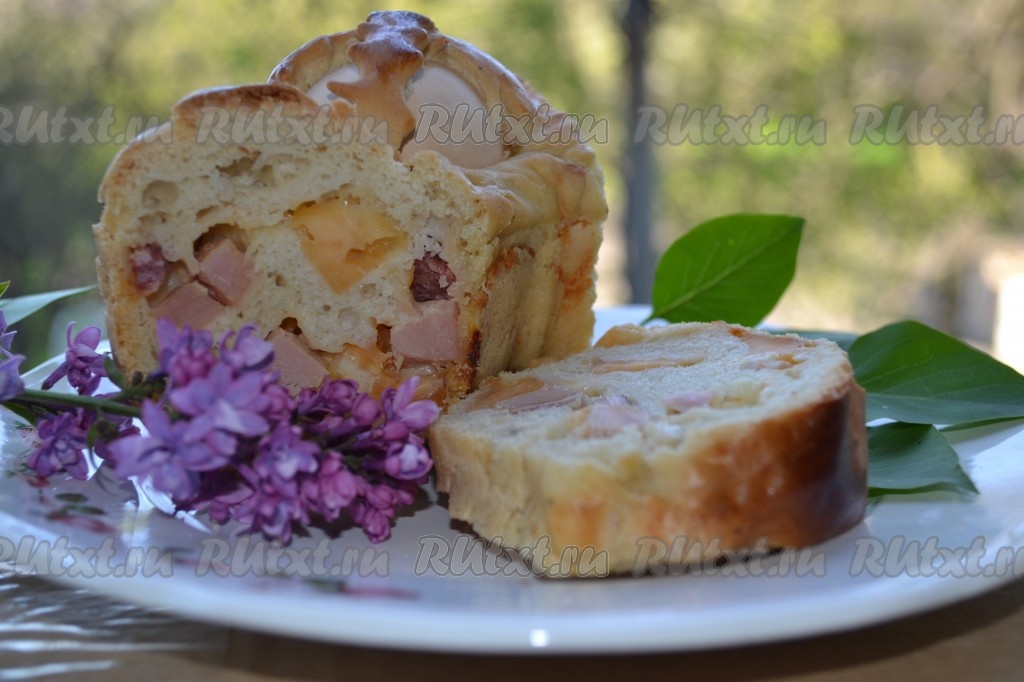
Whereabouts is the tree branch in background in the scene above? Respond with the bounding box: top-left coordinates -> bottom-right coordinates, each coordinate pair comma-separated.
621,0 -> 656,303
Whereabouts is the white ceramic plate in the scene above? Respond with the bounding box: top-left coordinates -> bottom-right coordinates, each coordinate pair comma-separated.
2,307 -> 1023,653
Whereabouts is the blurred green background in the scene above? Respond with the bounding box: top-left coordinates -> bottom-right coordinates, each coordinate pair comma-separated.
1,0 -> 1022,368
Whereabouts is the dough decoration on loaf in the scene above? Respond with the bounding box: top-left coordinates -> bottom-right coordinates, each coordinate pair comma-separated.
94,11 -> 607,407
429,322 -> 869,577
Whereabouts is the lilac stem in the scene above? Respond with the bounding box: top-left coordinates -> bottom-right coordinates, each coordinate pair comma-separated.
11,388 -> 141,418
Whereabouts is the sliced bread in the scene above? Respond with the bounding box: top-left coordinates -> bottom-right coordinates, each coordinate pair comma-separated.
429,321 -> 868,576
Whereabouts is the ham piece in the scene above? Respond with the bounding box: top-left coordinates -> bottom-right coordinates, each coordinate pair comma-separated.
661,390 -> 713,414
196,239 -> 253,306
150,281 -> 225,328
266,329 -> 329,393
390,299 -> 461,362
470,376 -> 583,412
499,385 -> 583,413
584,403 -> 650,437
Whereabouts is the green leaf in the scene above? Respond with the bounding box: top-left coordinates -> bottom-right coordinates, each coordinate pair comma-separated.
867,422 -> 978,496
850,320 -> 1024,424
0,285 -> 96,326
939,416 -> 1024,433
647,214 -> 804,326
1,402 -> 35,425
0,281 -> 8,299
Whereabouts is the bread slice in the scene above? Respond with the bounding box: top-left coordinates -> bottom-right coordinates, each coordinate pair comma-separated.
94,11 -> 606,404
429,322 -> 868,576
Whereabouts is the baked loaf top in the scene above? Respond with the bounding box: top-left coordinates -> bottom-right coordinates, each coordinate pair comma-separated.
94,11 -> 606,404
270,10 -> 580,165
429,322 -> 868,576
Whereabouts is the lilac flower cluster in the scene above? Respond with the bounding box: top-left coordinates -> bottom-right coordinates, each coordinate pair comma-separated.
6,318 -> 439,544
24,323 -> 139,479
0,311 -> 25,402
42,324 -> 107,395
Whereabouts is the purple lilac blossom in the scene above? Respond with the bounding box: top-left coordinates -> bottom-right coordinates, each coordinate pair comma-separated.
383,437 -> 433,479
302,451 -> 359,523
217,423 -> 323,542
232,461 -> 311,543
193,470 -> 251,524
255,423 -> 319,482
0,310 -> 23,401
155,319 -> 216,386
25,410 -> 92,479
260,381 -> 296,424
383,376 -> 440,432
42,324 -> 107,395
107,400 -> 230,500
357,378 -> 437,480
295,379 -> 372,440
349,480 -> 418,543
0,354 -> 24,402
170,363 -> 271,440
218,325 -> 274,373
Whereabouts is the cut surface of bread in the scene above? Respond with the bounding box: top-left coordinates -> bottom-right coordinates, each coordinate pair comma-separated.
429,322 -> 868,576
94,11 -> 606,404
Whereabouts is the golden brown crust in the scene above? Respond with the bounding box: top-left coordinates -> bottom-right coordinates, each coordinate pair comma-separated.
98,84 -> 315,203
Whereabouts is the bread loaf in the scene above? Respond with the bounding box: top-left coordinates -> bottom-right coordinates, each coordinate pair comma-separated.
94,11 -> 606,404
429,322 -> 868,576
